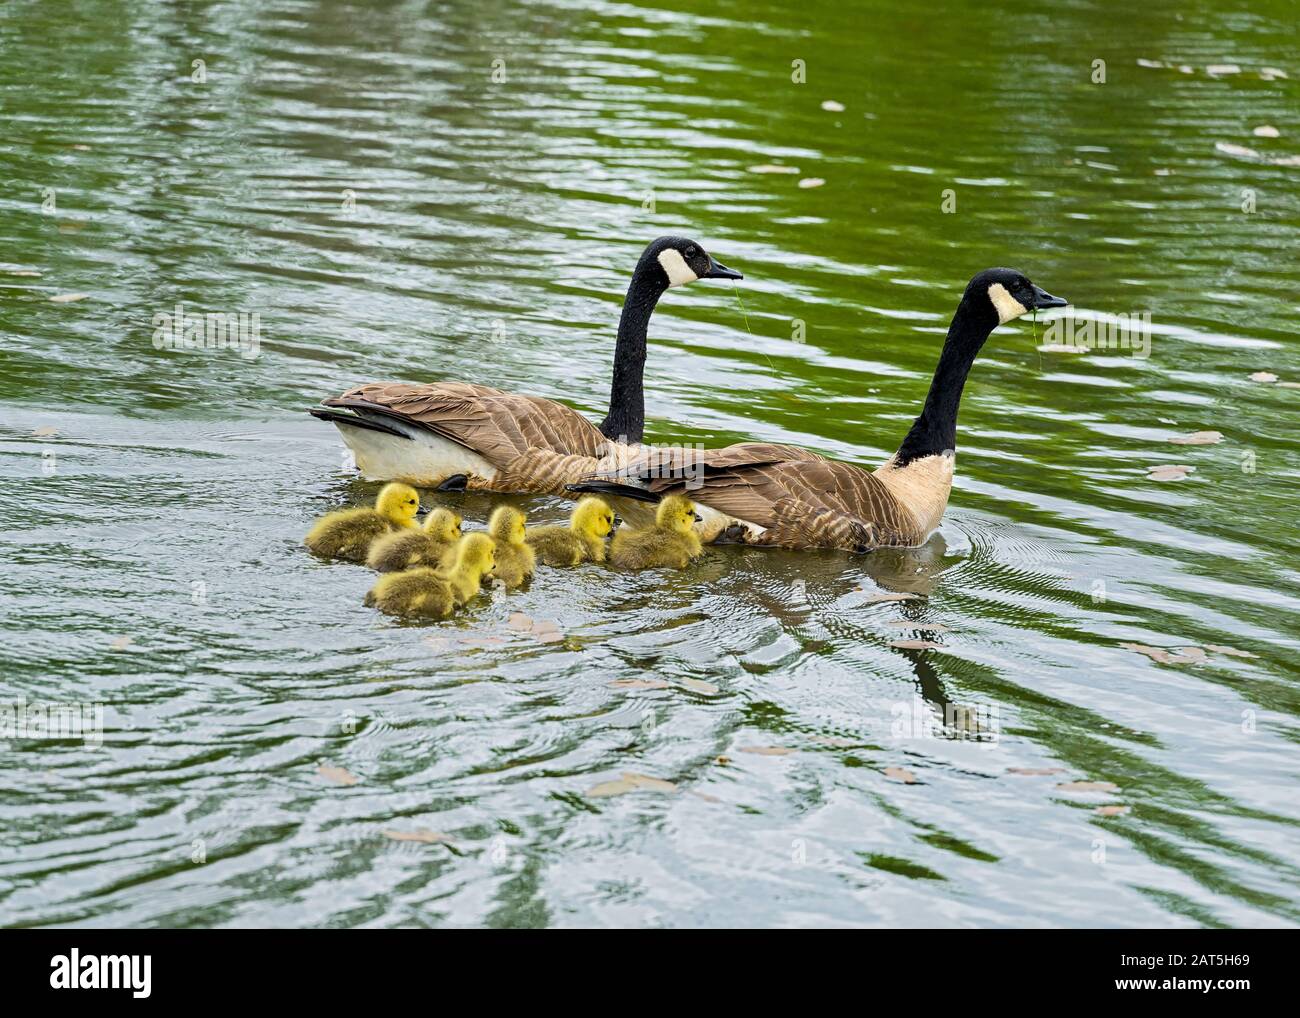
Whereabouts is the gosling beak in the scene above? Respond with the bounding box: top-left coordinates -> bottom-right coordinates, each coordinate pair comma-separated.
702,256 -> 743,281
1029,285 -> 1068,310
693,512 -> 703,522
612,515 -> 624,530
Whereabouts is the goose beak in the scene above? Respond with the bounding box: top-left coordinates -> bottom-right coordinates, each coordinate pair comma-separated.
703,257 -> 743,281
1029,285 -> 1068,310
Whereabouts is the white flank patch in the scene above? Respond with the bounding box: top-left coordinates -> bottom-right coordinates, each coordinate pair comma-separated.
336,421 -> 498,487
694,502 -> 765,543
657,248 -> 698,287
987,282 -> 1029,324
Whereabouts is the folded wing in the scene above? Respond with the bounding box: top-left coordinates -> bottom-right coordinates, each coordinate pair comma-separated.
323,381 -> 609,465
581,443 -> 920,551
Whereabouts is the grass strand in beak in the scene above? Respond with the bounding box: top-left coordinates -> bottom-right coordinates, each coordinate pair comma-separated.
731,281 -> 779,375
1033,308 -> 1042,373
731,281 -> 752,335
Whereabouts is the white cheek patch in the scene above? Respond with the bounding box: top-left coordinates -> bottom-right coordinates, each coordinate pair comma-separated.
657,248 -> 698,287
987,282 -> 1029,324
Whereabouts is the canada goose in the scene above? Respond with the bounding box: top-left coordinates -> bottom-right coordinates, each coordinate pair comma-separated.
524,496 -> 614,566
486,505 -> 536,588
571,268 -> 1067,552
609,494 -> 704,570
366,506 -> 462,572
364,532 -> 496,618
308,237 -> 741,494
304,482 -> 420,562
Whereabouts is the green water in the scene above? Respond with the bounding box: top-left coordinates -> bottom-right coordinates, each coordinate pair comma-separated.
2,0 -> 1298,928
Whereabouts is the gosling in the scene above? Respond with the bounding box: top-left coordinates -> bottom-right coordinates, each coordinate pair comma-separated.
366,507 -> 462,573
525,497 -> 614,566
437,533 -> 497,604
609,495 -> 703,570
486,506 -> 535,589
364,532 -> 496,619
304,482 -> 419,562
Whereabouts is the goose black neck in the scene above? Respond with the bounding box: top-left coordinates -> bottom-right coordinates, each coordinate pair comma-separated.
599,263 -> 666,443
893,296 -> 997,467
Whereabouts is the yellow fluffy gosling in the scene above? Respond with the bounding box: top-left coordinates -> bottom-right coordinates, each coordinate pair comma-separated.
364,532 -> 496,619
609,495 -> 703,570
438,533 -> 497,603
366,507 -> 462,573
524,497 -> 614,566
487,506 -> 536,589
304,482 -> 419,562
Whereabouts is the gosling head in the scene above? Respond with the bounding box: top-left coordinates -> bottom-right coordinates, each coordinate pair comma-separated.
966,268 -> 1068,326
376,482 -> 420,525
454,532 -> 496,577
487,505 -> 527,545
572,496 -> 615,539
656,494 -> 700,534
641,236 -> 742,290
421,507 -> 462,541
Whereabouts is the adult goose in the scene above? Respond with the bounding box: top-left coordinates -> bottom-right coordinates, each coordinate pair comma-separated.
570,268 -> 1067,552
308,236 -> 741,495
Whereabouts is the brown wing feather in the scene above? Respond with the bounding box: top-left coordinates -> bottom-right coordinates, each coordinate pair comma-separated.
324,381 -> 608,467
487,447 -> 613,496
605,441 -> 825,482
700,442 -> 828,468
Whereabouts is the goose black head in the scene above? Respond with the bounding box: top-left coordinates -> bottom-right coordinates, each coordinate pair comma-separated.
641,236 -> 742,289
965,268 -> 1067,326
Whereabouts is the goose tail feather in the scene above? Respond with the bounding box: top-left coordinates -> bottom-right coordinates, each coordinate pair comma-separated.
308,407 -> 411,440
565,479 -> 662,505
